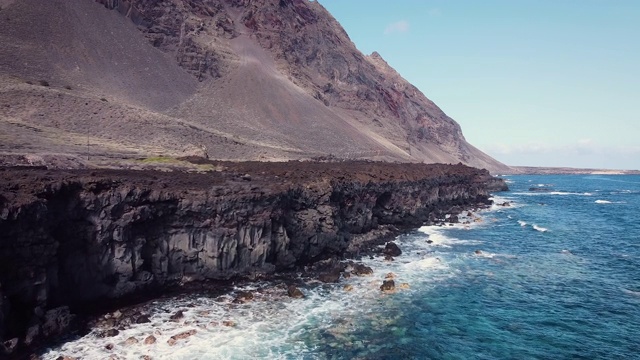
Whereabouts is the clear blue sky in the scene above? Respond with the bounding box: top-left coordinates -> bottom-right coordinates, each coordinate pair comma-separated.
318,0 -> 640,170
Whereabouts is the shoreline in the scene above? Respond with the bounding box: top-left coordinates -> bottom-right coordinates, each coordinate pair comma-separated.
0,161 -> 507,358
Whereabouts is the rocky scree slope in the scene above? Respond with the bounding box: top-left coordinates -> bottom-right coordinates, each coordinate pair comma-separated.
0,0 -> 509,173
0,162 -> 507,354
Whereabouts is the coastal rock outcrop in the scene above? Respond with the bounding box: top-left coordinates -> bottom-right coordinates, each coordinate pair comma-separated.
0,161 -> 505,353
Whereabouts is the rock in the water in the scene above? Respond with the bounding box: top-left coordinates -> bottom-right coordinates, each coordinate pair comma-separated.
318,271 -> 341,283
234,291 -> 254,303
380,280 -> 395,293
102,329 -> 120,337
384,255 -> 394,262
124,336 -> 139,345
55,356 -> 76,360
136,315 -> 151,324
222,320 -> 235,327
343,284 -> 354,292
287,285 -> 305,298
399,283 -> 410,289
169,310 -> 184,321
144,335 -> 157,345
105,343 -> 114,350
351,263 -> 373,276
383,242 -> 402,257
385,272 -> 396,279
167,330 -> 197,346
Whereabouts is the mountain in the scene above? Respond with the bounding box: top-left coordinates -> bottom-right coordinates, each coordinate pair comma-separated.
0,0 -> 511,173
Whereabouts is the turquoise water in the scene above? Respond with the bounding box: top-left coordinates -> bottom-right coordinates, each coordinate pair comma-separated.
45,175 -> 640,359
318,174 -> 640,359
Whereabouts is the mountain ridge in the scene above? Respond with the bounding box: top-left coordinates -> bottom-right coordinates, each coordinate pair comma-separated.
0,0 -> 511,173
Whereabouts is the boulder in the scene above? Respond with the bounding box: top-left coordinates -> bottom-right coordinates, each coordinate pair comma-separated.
42,306 -> 73,338
383,242 -> 402,257
167,330 -> 197,346
102,329 -> 120,337
124,336 -> 139,345
380,280 -> 395,293
384,272 -> 396,279
234,291 -> 254,303
169,310 -> 184,321
343,284 -> 353,292
287,285 -> 305,298
144,335 -> 157,345
136,315 -> 151,324
351,263 -> 373,276
318,271 -> 341,283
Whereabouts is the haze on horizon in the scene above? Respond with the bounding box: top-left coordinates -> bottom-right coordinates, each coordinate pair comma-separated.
319,0 -> 640,170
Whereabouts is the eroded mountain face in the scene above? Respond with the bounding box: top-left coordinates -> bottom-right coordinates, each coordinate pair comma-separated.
0,0 -> 510,173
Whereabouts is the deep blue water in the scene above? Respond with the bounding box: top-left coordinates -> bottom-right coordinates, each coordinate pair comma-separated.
332,174 -> 640,359
46,175 -> 640,360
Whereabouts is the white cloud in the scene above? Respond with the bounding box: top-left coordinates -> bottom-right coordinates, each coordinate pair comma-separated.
384,20 -> 409,35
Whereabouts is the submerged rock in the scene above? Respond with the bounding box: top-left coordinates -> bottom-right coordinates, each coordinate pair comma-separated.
102,329 -> 120,338
287,285 -> 305,298
144,335 -> 157,345
136,315 -> 151,324
234,291 -> 254,303
167,330 -> 197,346
124,336 -> 139,345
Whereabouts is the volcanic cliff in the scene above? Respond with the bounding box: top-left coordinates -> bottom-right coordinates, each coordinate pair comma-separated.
0,0 -> 510,173
0,162 -> 507,355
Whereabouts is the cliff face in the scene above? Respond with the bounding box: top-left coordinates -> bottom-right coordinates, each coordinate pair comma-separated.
0,0 -> 510,173
0,162 -> 506,353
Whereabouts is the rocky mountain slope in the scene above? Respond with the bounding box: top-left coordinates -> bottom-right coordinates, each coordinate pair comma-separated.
0,0 -> 510,173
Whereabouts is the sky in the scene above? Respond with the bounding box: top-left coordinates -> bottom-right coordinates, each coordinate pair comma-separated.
317,0 -> 640,170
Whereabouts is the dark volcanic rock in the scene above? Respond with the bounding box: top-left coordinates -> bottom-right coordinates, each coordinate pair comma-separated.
0,162 -> 505,349
380,280 -> 395,293
351,263 -> 374,276
169,311 -> 185,322
287,286 -> 304,299
383,242 -> 402,257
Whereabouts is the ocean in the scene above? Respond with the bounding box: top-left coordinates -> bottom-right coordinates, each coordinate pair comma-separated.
44,175 -> 640,359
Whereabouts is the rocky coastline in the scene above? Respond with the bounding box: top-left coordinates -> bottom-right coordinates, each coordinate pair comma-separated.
0,161 -> 507,357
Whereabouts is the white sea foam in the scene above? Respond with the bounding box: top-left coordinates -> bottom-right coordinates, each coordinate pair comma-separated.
517,220 -> 527,227
532,224 -> 549,233
595,200 -> 612,204
622,288 -> 640,297
512,192 -> 593,196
